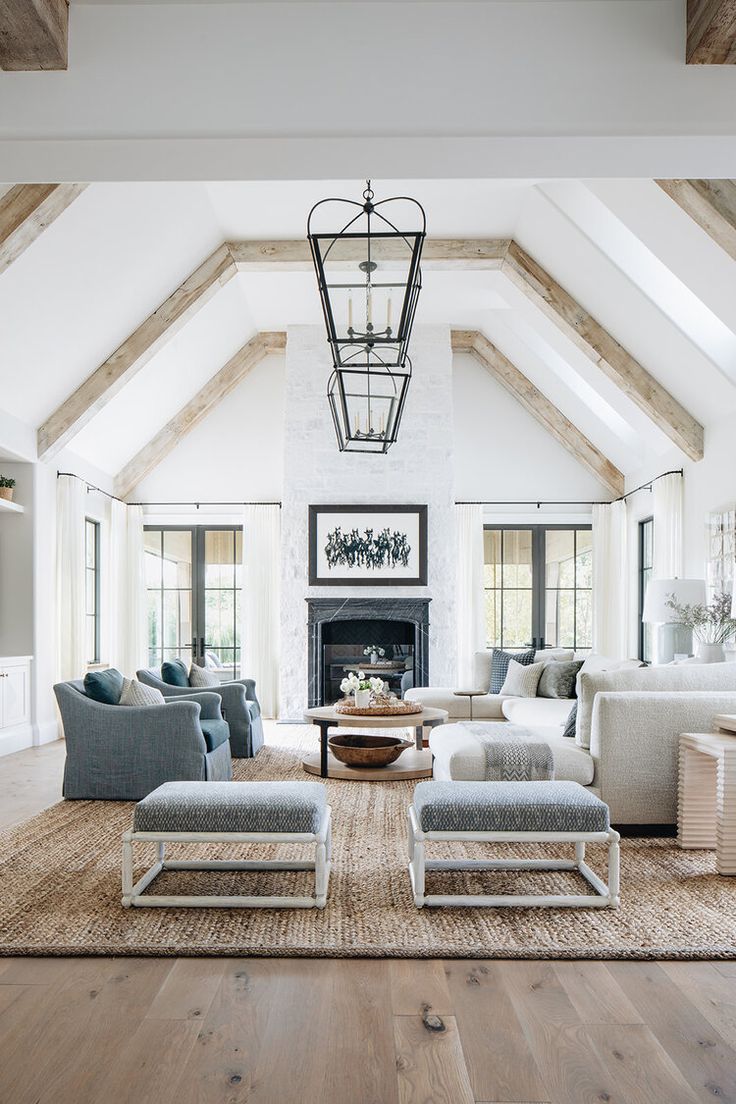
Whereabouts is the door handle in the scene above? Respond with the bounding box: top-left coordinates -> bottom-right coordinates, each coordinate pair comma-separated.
200,637 -> 205,663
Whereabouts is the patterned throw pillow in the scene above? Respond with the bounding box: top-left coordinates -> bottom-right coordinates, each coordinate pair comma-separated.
562,702 -> 578,738
499,658 -> 545,698
489,647 -> 536,694
119,678 -> 165,707
189,664 -> 220,687
537,660 -> 584,700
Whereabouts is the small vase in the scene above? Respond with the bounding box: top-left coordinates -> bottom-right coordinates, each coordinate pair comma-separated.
0,487 -> 13,502
370,651 -> 378,665
697,642 -> 726,664
354,689 -> 371,709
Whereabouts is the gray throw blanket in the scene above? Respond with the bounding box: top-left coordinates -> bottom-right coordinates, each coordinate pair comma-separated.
461,722 -> 554,781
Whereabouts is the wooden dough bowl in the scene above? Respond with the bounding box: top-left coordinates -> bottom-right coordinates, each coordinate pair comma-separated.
327,734 -> 412,768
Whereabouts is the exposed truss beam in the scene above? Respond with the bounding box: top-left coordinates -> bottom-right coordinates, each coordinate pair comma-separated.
655,179 -> 736,263
228,239 -> 509,271
0,0 -> 69,70
114,332 -> 286,499
0,183 -> 86,275
452,330 -> 625,498
687,0 -> 736,63
501,242 -> 704,462
37,244 -> 236,459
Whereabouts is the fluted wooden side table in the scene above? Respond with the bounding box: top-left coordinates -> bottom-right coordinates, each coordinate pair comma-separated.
678,731 -> 736,875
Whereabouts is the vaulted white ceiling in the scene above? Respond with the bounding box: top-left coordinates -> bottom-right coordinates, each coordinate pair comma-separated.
1,177 -> 734,489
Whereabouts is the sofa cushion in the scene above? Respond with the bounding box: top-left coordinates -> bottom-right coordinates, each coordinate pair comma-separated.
189,664 -> 219,687
405,687 -> 507,720
429,723 -> 595,786
119,678 -> 165,707
83,668 -> 124,705
413,780 -> 609,834
500,659 -> 545,697
199,719 -> 231,753
538,659 -> 584,700
161,658 -> 190,687
489,648 -> 536,694
501,697 -> 574,727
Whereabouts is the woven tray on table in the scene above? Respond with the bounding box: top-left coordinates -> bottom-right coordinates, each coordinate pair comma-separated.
334,699 -> 423,717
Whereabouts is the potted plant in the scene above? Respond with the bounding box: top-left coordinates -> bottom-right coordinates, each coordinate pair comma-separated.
665,590 -> 736,662
363,644 -> 386,665
0,476 -> 15,502
340,670 -> 385,708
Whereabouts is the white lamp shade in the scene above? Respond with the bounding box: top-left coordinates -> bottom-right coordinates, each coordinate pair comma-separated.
642,578 -> 706,624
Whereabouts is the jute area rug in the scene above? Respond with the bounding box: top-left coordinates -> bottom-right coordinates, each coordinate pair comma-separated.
1,726 -> 735,959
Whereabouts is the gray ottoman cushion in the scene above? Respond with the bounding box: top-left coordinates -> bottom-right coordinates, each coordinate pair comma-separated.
413,780 -> 610,834
133,781 -> 327,834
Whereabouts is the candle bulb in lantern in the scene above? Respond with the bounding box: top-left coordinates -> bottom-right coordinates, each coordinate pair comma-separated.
386,297 -> 392,331
367,289 -> 372,326
348,296 -> 353,331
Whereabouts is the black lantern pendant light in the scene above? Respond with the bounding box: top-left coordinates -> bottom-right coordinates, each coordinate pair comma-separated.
307,181 -> 426,453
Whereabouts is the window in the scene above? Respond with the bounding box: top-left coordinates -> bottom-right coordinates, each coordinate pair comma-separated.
144,526 -> 242,679
639,516 -> 654,663
483,525 -> 592,652
85,518 -> 100,664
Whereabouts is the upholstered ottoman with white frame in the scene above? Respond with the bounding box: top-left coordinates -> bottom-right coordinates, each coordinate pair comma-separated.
408,780 -> 619,909
122,781 -> 331,909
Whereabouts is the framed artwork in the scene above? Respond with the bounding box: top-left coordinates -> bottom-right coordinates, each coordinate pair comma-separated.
308,504 -> 428,586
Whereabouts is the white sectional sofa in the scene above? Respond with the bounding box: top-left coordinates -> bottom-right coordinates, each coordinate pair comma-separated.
409,652 -> 736,824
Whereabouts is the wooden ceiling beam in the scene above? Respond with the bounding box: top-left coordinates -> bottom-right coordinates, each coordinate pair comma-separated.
114,331 -> 286,499
37,244 -> 237,460
452,329 -> 625,498
655,179 -> 736,262
0,0 -> 69,70
501,241 -> 704,462
0,183 -> 86,275
687,0 -> 736,63
229,239 -> 509,271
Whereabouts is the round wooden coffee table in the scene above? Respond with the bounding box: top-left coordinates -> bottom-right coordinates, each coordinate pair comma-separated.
303,704 -> 448,781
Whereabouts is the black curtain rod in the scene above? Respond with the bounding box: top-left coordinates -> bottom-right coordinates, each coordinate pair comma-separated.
455,469 -> 684,509
57,474 -> 282,509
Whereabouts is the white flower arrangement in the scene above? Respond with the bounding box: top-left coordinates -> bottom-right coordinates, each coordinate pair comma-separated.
340,670 -> 385,696
363,646 -> 385,658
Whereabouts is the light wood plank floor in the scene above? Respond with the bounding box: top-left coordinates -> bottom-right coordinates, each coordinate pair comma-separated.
1,739 -> 735,1104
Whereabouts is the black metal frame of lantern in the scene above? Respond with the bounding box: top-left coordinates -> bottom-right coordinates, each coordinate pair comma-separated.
307,181 -> 425,452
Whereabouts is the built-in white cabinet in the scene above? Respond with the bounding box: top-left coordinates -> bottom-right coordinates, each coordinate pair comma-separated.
0,656 -> 31,731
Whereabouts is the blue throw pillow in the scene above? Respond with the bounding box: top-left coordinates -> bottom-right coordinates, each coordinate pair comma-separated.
489,647 -> 536,694
84,668 -> 124,705
562,701 -> 578,739
161,658 -> 190,687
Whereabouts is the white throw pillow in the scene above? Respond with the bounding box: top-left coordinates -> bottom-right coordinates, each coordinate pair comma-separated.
119,678 -> 165,707
189,664 -> 219,687
500,658 -> 545,698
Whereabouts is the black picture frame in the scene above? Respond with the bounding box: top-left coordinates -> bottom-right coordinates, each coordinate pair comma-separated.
308,504 -> 428,586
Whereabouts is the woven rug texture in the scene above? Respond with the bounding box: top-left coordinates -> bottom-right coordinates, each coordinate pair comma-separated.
1,726 -> 734,959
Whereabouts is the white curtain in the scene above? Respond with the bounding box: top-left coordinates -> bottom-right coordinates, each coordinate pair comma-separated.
652,472 -> 683,579
108,500 -> 147,677
455,504 -> 486,686
56,475 -> 86,682
242,504 -> 281,718
592,499 -> 629,660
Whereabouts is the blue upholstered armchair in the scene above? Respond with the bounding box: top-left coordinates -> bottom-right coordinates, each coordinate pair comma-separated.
55,681 -> 232,800
136,668 -> 265,758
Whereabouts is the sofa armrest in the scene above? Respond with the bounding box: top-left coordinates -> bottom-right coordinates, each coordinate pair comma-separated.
163,691 -> 223,721
590,690 -> 736,824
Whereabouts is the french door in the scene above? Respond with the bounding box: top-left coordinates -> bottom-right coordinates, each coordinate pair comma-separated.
144,526 -> 243,679
483,525 -> 592,652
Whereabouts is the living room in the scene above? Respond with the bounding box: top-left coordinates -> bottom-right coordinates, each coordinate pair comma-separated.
2,2 -> 736,1101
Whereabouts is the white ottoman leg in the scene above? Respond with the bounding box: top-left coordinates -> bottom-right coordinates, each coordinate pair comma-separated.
315,841 -> 327,909
608,829 -> 621,908
412,838 -> 425,908
575,841 -> 586,865
121,832 -> 133,907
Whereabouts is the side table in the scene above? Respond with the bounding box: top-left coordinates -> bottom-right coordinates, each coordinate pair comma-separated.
453,690 -> 485,722
678,731 -> 736,875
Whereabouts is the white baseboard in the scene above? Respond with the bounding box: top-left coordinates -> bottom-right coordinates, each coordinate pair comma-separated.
34,719 -> 61,746
0,724 -> 34,757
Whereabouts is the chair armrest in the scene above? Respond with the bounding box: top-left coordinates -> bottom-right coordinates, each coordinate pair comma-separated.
590,690 -> 736,823
225,677 -> 258,702
163,691 -> 223,721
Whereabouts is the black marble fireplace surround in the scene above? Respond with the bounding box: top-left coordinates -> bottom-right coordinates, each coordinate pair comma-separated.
306,597 -> 431,709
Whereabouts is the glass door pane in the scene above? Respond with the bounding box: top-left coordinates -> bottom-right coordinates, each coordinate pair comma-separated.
543,528 -> 592,650
203,529 -> 241,680
483,528 -> 533,649
144,528 -> 194,670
